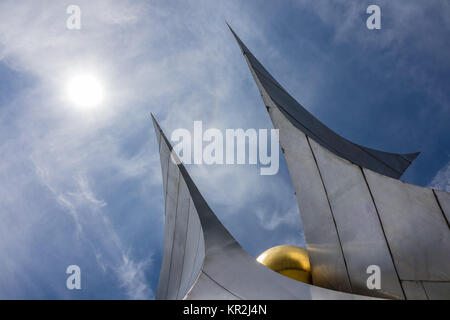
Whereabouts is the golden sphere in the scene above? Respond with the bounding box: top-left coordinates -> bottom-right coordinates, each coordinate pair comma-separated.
256,245 -> 312,284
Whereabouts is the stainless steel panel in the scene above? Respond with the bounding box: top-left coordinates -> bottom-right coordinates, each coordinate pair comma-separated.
191,210 -> 205,294
434,189 -> 450,226
401,281 -> 428,300
155,149 -> 180,299
184,272 -> 241,300
159,133 -> 170,204
201,239 -> 371,300
262,101 -> 352,293
177,199 -> 204,299
166,178 -> 191,299
309,138 -> 404,299
152,116 -> 169,203
422,281 -> 450,300
364,169 -> 450,281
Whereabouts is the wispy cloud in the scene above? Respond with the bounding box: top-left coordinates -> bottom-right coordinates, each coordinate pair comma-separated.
116,254 -> 152,300
429,160 -> 450,192
35,168 -> 153,299
255,205 -> 299,231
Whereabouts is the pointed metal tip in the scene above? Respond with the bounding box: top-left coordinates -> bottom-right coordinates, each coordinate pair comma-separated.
150,113 -> 161,131
226,24 -> 247,56
406,151 -> 421,162
226,22 -> 238,38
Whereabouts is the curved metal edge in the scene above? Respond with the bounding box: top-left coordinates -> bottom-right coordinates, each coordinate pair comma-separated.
227,24 -> 419,179
151,114 -> 377,300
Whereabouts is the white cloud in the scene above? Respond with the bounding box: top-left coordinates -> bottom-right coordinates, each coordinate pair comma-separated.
116,254 -> 152,300
429,160 -> 450,192
255,204 -> 299,231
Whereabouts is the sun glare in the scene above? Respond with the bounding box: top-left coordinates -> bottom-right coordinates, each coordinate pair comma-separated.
67,74 -> 104,109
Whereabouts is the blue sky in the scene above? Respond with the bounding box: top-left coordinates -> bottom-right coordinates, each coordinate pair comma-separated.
0,0 -> 449,299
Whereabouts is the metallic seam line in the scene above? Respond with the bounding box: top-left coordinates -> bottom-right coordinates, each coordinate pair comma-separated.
276,104 -> 352,164
156,119 -> 229,252
158,129 -> 162,153
186,211 -> 202,295
165,170 -> 181,299
398,154 -> 415,164
163,134 -> 171,214
252,66 -> 406,177
420,281 -> 430,300
305,135 -> 353,292
359,167 -> 406,300
183,266 -> 203,300
402,279 -> 450,282
202,271 -> 244,300
157,130 -> 164,204
176,196 -> 191,299
432,189 -> 450,230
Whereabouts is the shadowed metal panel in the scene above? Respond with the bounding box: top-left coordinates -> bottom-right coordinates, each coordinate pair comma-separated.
422,282 -> 450,300
244,52 -> 352,293
228,25 -> 419,180
309,138 -> 404,299
152,115 -> 374,300
364,169 -> 450,281
434,190 -> 450,226
401,281 -> 428,300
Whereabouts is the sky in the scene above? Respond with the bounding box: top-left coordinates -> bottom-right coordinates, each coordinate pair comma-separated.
0,0 -> 449,299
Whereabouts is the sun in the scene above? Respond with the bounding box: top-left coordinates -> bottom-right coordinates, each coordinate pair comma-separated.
66,74 -> 104,109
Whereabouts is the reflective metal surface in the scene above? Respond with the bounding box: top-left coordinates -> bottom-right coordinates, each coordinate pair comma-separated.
229,25 -> 450,300
154,117 -> 205,300
422,282 -> 450,300
266,105 -> 352,293
435,189 -> 450,226
401,281 -> 428,300
309,137 -> 404,299
364,169 -> 450,281
152,115 -> 373,300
